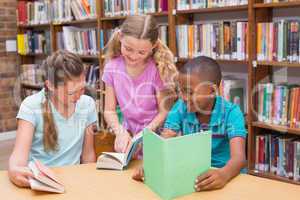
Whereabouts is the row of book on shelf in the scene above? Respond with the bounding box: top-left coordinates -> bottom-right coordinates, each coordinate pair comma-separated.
17,31 -> 51,55
257,83 -> 300,128
255,132 -> 300,182
103,0 -> 168,17
257,20 -> 300,63
58,26 -> 99,56
17,0 -> 251,25
17,0 -> 97,25
176,0 -> 248,10
176,21 -> 248,60
20,63 -> 100,89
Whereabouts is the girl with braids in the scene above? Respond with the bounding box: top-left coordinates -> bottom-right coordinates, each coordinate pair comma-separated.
102,15 -> 178,154
8,50 -> 97,187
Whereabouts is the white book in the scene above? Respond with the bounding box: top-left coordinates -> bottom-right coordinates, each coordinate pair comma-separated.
28,160 -> 65,193
96,131 -> 143,170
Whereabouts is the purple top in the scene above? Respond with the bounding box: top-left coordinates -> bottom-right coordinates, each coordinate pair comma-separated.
102,56 -> 164,135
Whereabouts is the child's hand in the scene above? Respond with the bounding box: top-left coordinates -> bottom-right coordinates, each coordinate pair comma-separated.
132,166 -> 144,182
114,129 -> 132,153
8,166 -> 34,188
161,129 -> 177,138
194,169 -> 229,191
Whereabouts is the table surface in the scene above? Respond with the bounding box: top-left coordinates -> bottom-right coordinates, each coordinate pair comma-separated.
1,161 -> 299,200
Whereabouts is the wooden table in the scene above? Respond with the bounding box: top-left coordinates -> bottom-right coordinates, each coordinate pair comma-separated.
1,161 -> 299,200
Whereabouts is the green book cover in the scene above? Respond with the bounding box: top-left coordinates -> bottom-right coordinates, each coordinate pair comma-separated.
143,129 -> 211,200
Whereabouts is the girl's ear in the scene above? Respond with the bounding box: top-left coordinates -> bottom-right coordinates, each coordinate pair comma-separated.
45,80 -> 55,92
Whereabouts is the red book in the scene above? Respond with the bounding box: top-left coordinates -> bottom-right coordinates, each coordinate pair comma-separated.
17,1 -> 27,25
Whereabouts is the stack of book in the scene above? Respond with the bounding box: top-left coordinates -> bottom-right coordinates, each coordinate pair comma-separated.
176,21 -> 248,60
257,20 -> 300,63
17,31 -> 51,55
58,26 -> 98,55
17,0 -> 52,25
103,0 -> 168,17
176,0 -> 248,10
255,133 -> 300,182
257,83 -> 300,128
52,0 -> 97,23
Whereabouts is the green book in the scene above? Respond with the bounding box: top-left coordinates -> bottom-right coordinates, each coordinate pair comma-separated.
143,129 -> 211,200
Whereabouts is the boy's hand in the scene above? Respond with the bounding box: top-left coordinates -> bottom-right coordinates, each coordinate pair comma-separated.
9,166 -> 34,188
194,169 -> 229,191
114,129 -> 132,153
132,166 -> 144,182
161,129 -> 177,138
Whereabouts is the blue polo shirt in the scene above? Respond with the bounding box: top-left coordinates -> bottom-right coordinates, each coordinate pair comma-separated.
164,96 -> 247,168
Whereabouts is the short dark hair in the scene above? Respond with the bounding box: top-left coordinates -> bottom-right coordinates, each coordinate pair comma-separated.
179,56 -> 222,86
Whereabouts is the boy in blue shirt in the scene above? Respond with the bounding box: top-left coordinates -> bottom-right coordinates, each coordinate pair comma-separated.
133,56 -> 247,191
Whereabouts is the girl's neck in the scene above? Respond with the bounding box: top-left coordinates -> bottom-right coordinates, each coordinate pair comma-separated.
125,59 -> 148,78
49,96 -> 75,119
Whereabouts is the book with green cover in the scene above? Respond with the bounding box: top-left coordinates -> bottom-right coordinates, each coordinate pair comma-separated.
143,129 -> 211,200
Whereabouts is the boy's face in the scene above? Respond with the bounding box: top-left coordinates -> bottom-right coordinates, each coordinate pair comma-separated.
178,73 -> 216,113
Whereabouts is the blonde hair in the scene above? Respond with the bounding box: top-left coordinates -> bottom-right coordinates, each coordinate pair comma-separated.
105,15 -> 178,86
41,50 -> 84,152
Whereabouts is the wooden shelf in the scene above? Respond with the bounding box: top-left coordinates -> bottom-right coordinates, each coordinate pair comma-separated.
21,83 -> 43,90
252,121 -> 300,135
254,1 -> 300,8
177,57 -> 248,64
176,5 -> 248,14
78,54 -> 99,60
53,18 -> 97,25
248,170 -> 300,185
19,53 -> 48,57
17,23 -> 50,28
256,61 -> 300,68
100,12 -> 168,21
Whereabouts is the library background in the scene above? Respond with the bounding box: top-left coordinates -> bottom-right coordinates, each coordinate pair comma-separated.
0,0 -> 299,186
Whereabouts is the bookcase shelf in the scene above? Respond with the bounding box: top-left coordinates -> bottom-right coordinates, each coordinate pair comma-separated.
176,5 -> 248,14
17,23 -> 51,28
21,83 -> 43,90
177,58 -> 248,64
19,53 -> 48,57
248,170 -> 300,185
256,61 -> 300,68
254,1 -> 300,8
252,121 -> 300,135
100,12 -> 168,21
53,18 -> 97,26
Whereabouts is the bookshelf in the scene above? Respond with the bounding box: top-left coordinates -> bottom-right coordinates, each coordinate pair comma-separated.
247,0 -> 300,185
16,0 -> 300,184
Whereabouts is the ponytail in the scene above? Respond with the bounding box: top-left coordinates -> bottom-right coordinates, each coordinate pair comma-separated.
42,88 -> 58,152
153,39 -> 178,88
104,29 -> 121,62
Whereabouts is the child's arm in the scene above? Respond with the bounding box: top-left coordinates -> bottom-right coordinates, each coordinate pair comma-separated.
81,123 -> 96,163
195,137 -> 246,191
8,119 -> 34,187
144,89 -> 176,132
161,128 -> 178,138
104,85 -> 131,153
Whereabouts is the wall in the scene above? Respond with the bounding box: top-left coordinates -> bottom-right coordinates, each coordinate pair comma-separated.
0,0 -> 18,132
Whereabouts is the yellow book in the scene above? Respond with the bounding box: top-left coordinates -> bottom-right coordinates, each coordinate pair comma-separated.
17,34 -> 25,55
188,25 -> 194,58
257,23 -> 262,60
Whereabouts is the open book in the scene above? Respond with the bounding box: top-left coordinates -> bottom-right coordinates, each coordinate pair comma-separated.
143,129 -> 211,200
28,159 -> 65,193
96,131 -> 143,170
